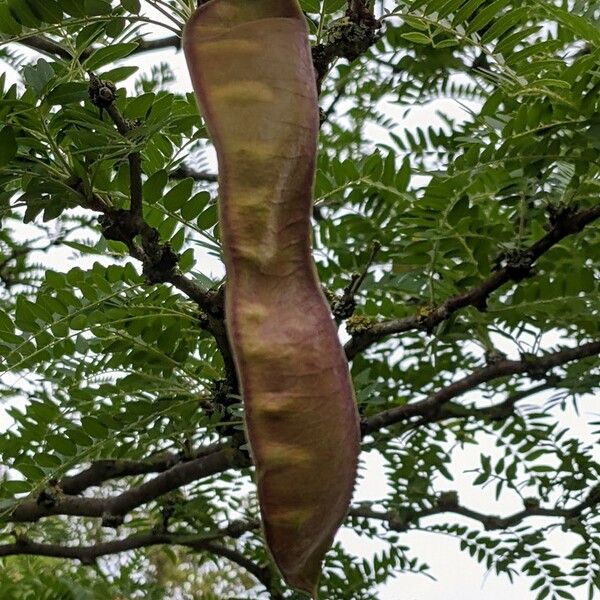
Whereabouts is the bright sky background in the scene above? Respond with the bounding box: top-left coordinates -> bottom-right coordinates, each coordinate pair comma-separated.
1,11 -> 597,600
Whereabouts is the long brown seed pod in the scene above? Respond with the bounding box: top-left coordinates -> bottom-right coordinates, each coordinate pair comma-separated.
183,1 -> 360,595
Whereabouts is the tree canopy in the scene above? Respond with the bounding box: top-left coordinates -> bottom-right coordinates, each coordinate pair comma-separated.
0,0 -> 599,598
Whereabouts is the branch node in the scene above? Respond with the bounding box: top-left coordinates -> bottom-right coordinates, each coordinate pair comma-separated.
521,353 -> 551,380
493,248 -> 535,282
36,487 -> 59,509
437,491 -> 459,510
523,497 -> 540,510
99,209 -> 138,244
482,515 -> 503,530
87,72 -> 117,109
346,314 -> 377,336
101,512 -> 124,529
142,238 -> 180,285
332,241 -> 381,322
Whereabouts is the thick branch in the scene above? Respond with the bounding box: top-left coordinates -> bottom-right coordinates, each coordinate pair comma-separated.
17,35 -> 75,60
131,35 -> 180,54
7,449 -> 248,524
362,340 -> 600,435
103,100 -> 143,222
59,443 -> 224,496
351,484 -> 600,532
170,165 -> 218,184
312,0 -> 381,91
0,521 -> 275,592
346,203 -> 600,359
404,381 -> 556,431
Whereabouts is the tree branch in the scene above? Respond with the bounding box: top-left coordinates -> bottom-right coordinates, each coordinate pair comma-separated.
7,448 -> 248,524
170,165 -> 218,184
58,443 -> 224,496
350,484 -> 600,531
200,541 -> 278,595
17,35 -> 75,60
82,74 -> 236,387
8,342 -> 596,524
312,0 -> 381,92
345,203 -> 600,359
362,340 -> 600,435
130,35 -> 180,54
402,380 -> 558,433
0,520 -> 276,592
16,34 -> 179,61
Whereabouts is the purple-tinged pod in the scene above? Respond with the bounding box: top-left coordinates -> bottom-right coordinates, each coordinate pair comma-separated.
183,1 -> 360,595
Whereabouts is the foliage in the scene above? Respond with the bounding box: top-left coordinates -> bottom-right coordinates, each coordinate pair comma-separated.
0,0 -> 598,599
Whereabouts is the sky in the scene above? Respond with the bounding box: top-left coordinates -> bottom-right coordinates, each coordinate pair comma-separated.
1,9 -> 597,600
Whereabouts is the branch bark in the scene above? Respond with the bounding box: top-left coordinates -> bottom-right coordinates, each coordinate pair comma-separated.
58,443 -> 224,496
170,164 -> 218,184
362,340 -> 600,435
350,484 -> 600,531
0,520 -> 278,593
345,203 -> 600,359
7,448 -> 248,524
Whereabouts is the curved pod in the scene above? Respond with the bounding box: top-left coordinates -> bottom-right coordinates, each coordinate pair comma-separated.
183,0 -> 360,595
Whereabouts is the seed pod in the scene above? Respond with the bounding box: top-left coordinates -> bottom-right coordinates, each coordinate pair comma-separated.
183,0 -> 360,595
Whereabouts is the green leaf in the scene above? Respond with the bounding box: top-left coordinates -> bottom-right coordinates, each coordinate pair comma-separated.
466,0 -> 510,34
299,0 -> 319,13
143,170 -> 168,204
84,42 -> 139,71
0,125 -> 17,166
124,92 -> 155,119
46,82 -> 89,105
181,191 -> 210,220
100,65 -> 139,82
28,0 -> 63,24
0,2 -> 22,34
75,21 -> 105,53
481,7 -> 528,44
81,416 -> 108,439
544,3 -> 600,45
60,0 -> 86,17
22,58 -> 55,97
47,435 -> 77,456
401,32 -> 431,45
122,0 -> 140,13
83,0 -> 112,15
196,204 -> 218,230
0,309 -> 14,332
179,248 -> 194,271
1,480 -> 31,494
69,314 -> 88,330
163,178 -> 194,211
15,296 -> 40,332
7,0 -> 41,27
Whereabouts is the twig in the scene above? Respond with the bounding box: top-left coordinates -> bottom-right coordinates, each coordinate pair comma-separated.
333,241 -> 380,322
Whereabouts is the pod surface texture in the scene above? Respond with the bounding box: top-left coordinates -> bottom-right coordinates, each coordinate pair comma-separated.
183,0 -> 360,594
